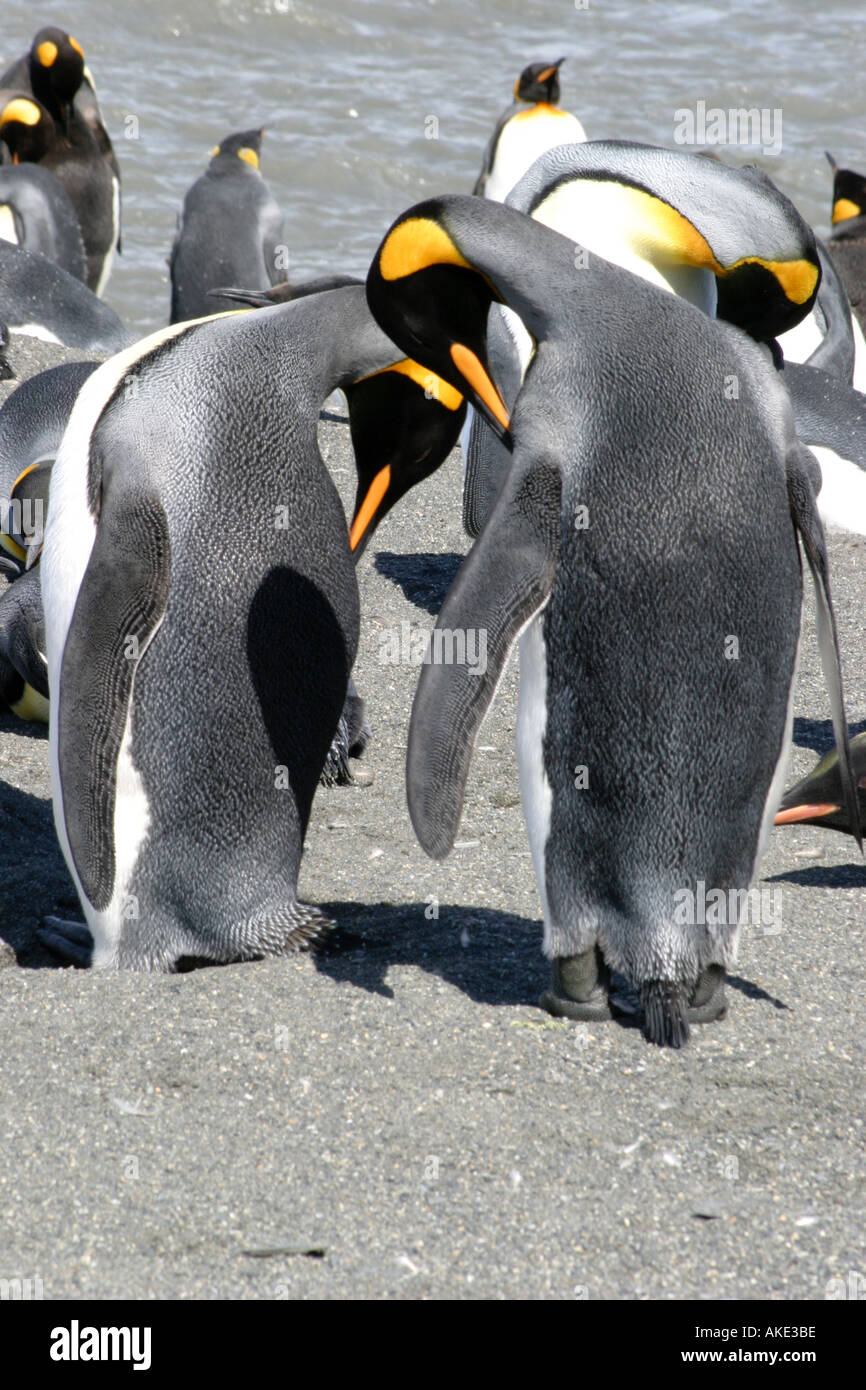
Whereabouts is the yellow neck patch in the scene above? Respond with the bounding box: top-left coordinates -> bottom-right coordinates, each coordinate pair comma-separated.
833,197 -> 861,225
379,217 -> 472,281
535,180 -> 818,304
1,98 -> 41,128
361,358 -> 463,411
36,41 -> 58,68
237,147 -> 259,169
513,103 -> 570,122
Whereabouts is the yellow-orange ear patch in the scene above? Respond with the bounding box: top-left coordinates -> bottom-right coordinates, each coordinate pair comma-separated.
358,358 -> 463,411
379,217 -> 472,282
237,147 -> 259,169
833,197 -> 861,225
36,41 -> 58,67
1,98 -> 42,127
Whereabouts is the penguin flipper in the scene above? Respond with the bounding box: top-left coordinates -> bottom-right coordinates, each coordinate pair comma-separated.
407,453 -> 562,858
786,441 -> 862,851
58,488 -> 171,911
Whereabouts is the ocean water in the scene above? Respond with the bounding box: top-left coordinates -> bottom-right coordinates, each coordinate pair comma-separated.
2,0 -> 865,337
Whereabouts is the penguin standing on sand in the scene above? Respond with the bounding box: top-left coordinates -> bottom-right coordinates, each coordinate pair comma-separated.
473,59 -> 586,202
365,195 -> 858,1047
0,29 -> 120,294
39,285 -> 462,971
169,130 -> 287,324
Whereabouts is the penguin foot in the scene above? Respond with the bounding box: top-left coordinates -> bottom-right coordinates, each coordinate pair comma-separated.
539,947 -> 615,1022
687,965 -> 728,1025
38,917 -> 93,968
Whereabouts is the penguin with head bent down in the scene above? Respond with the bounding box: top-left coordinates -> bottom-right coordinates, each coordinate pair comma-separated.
365,195 -> 859,1047
39,285 -> 463,971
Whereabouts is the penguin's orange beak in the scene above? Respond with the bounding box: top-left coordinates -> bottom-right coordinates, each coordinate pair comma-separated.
774,803 -> 839,824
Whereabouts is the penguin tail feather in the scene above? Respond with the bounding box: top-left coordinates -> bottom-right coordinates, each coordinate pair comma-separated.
280,903 -> 334,954
640,980 -> 691,1049
319,714 -> 351,787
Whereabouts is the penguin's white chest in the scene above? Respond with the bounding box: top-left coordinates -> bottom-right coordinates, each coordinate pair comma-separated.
0,204 -> 19,246
485,108 -> 586,202
516,612 -> 554,944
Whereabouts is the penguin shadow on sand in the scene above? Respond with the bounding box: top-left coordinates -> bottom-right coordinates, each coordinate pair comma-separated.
769,715 -> 866,889
372,551 -> 464,615
0,710 -> 80,967
315,902 -> 549,1008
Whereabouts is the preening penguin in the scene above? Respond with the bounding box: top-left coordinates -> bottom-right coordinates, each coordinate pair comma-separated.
473,59 -> 586,202
775,733 -> 866,837
365,195 -> 859,1047
169,130 -> 287,324
0,31 -> 121,296
464,140 -> 822,535
39,286 -> 464,971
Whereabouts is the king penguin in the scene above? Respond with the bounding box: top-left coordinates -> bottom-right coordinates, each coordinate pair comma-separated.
0,359 -> 99,720
460,140 -> 822,538
0,237 -> 129,353
823,152 -> 866,335
169,130 -> 287,324
0,28 -> 121,295
0,104 -> 87,283
775,732 -> 866,837
457,141 -> 866,543
473,59 -> 586,202
39,285 -> 463,971
365,194 -> 859,1047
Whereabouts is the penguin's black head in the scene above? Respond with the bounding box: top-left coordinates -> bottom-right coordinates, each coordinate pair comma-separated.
211,129 -> 265,170
0,96 -> 54,164
826,152 -> 866,226
515,59 -> 565,105
29,27 -> 85,123
367,200 -> 512,448
346,360 -> 466,559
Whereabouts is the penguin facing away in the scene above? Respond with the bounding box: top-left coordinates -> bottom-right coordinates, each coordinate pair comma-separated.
39,286 -> 464,971
365,195 -> 859,1047
473,58 -> 586,202
169,130 -> 287,324
0,36 -> 120,296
